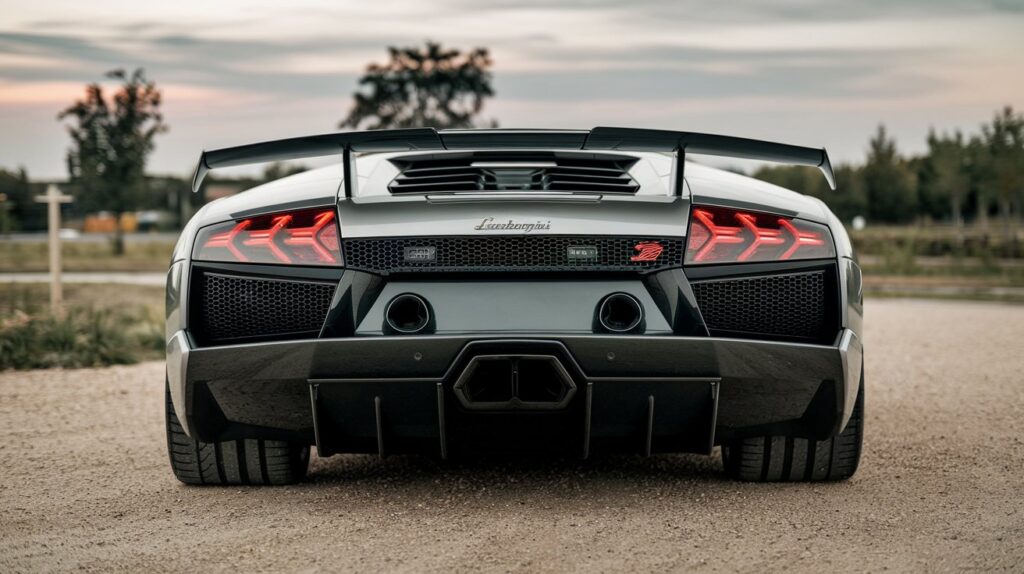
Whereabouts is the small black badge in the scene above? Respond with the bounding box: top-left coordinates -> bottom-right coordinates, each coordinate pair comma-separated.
567,245 -> 598,261
403,246 -> 436,262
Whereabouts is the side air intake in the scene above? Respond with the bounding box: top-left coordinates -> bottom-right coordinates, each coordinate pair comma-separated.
691,269 -> 838,343
192,272 -> 335,346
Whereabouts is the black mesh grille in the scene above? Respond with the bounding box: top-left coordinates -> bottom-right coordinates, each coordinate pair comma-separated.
692,270 -> 830,341
343,236 -> 684,274
195,273 -> 335,344
388,152 -> 639,194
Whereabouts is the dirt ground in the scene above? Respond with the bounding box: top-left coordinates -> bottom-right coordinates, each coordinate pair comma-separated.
1,299 -> 1022,573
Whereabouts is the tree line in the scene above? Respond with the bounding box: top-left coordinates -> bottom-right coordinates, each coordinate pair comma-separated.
754,107 -> 1024,229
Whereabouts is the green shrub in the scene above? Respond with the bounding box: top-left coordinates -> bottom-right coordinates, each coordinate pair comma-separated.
877,237 -> 919,275
0,306 -> 164,370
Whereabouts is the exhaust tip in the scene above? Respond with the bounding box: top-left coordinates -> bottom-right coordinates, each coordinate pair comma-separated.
598,293 -> 643,333
385,293 -> 431,334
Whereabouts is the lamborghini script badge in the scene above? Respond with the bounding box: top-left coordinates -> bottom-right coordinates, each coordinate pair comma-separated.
474,218 -> 551,233
630,241 -> 664,262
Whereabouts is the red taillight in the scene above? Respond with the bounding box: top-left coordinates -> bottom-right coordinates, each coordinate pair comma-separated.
194,208 -> 342,266
685,205 -> 834,264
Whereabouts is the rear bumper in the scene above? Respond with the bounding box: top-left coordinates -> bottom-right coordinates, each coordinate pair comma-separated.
167,328 -> 862,457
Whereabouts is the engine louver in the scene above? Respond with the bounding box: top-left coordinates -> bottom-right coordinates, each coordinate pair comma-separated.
388,152 -> 640,194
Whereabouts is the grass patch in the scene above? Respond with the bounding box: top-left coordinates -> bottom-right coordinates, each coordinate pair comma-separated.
860,258 -> 1024,286
0,282 -> 164,370
0,240 -> 174,272
851,224 -> 1024,259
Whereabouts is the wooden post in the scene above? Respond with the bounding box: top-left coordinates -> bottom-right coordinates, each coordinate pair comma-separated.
34,184 -> 73,316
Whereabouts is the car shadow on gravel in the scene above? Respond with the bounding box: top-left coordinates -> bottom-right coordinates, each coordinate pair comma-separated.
305,450 -> 730,490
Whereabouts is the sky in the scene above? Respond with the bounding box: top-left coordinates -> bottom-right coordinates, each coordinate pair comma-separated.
1,0 -> 1022,179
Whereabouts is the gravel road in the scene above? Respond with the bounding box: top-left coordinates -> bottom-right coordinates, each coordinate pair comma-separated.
2,299 -> 1022,572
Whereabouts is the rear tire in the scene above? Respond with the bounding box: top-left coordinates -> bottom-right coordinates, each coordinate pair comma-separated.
165,382 -> 309,485
722,372 -> 864,482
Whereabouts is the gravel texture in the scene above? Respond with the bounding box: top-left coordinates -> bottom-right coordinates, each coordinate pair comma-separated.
1,299 -> 1022,572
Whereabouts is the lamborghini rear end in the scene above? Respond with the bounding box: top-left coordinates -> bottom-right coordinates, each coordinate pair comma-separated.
164,128 -> 864,485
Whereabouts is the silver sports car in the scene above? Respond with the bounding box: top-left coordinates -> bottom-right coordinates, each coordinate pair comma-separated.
165,128 -> 864,485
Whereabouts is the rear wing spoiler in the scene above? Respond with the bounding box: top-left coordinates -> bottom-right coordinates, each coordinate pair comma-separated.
191,127 -> 835,194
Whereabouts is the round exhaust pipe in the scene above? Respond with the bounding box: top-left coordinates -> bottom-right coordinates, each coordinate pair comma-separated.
385,294 -> 431,334
597,293 -> 644,333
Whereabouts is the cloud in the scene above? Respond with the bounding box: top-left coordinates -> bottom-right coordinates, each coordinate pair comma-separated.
0,32 -> 130,67
495,63 -> 942,103
0,31 -> 369,96
0,25 -> 945,104
445,0 -> 1024,23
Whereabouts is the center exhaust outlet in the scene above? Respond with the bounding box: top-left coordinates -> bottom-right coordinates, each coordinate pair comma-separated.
597,293 -> 644,333
452,354 -> 577,410
385,293 -> 431,334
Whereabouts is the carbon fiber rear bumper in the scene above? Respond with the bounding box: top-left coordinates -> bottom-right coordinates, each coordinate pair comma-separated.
167,329 -> 862,457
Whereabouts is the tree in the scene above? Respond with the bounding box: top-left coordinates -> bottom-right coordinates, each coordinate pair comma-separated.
754,163 -> 867,224
829,165 -> 869,224
976,106 -> 1024,235
261,162 -> 308,183
863,125 -> 917,223
0,167 -> 37,233
58,69 -> 167,254
753,165 -> 829,201
920,130 -> 970,230
339,42 -> 495,130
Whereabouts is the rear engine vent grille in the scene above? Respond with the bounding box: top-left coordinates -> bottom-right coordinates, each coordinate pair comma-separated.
344,236 -> 684,274
692,270 -> 834,342
388,153 -> 640,194
194,272 -> 335,345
